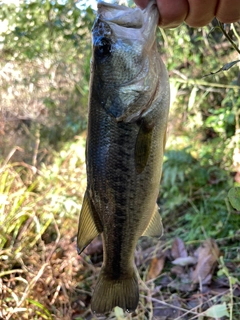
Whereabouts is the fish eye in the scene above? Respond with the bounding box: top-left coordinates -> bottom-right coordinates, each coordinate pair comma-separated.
95,37 -> 112,59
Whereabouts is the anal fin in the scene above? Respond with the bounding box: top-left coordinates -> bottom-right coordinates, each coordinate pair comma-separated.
142,204 -> 163,238
77,191 -> 102,254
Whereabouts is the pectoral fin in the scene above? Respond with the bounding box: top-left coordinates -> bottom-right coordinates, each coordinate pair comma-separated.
142,205 -> 163,238
135,120 -> 153,174
77,192 -> 103,254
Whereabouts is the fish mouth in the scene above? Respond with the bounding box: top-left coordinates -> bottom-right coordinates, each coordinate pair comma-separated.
93,1 -> 159,64
96,1 -> 159,34
97,1 -> 143,29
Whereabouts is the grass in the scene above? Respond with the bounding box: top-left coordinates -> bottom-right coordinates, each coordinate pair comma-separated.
0,137 -> 87,319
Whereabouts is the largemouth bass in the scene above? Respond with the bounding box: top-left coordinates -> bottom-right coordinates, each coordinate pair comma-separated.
77,0 -> 170,314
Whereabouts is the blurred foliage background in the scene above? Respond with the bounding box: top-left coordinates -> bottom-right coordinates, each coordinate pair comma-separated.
0,0 -> 240,319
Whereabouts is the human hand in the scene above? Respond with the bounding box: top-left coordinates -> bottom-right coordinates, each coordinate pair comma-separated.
134,0 -> 240,28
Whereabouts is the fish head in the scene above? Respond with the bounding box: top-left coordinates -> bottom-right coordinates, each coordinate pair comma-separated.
91,1 -> 162,121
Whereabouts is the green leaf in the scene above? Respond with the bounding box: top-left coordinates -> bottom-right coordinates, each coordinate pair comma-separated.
228,187 -> 240,210
26,299 -> 52,319
230,276 -> 238,285
204,303 -> 230,318
203,60 -> 240,77
114,306 -> 126,319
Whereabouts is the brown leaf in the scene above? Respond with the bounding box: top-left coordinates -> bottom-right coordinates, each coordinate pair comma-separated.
171,237 -> 187,260
191,239 -> 220,285
171,265 -> 185,276
168,274 -> 193,292
147,255 -> 165,280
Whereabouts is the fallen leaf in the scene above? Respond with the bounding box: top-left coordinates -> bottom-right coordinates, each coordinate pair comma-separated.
172,256 -> 197,267
153,294 -> 184,319
158,275 -> 172,287
171,265 -> 184,276
204,303 -> 230,318
171,237 -> 188,260
147,255 -> 165,280
168,274 -> 193,292
114,306 -> 126,320
191,239 -> 220,285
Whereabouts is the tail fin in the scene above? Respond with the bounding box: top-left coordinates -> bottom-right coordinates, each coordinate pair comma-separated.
91,269 -> 139,314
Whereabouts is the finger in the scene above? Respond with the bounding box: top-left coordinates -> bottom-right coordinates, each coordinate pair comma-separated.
185,0 -> 218,27
157,0 -> 189,28
216,0 -> 240,23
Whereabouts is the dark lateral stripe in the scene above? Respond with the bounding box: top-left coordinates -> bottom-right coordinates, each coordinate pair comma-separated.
111,123 -> 132,279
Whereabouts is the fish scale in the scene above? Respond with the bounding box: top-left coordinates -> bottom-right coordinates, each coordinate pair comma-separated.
77,0 -> 170,314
